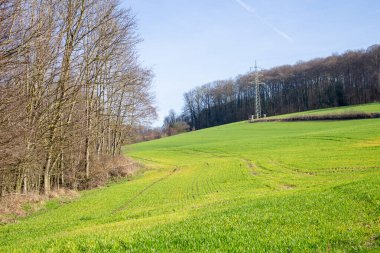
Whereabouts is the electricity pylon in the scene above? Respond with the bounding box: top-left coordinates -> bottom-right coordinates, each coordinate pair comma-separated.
250,61 -> 264,119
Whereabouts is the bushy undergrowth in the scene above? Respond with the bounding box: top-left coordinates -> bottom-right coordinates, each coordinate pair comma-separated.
81,155 -> 140,190
0,156 -> 140,224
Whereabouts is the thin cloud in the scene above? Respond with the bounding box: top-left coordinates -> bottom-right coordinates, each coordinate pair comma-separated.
234,0 -> 293,42
235,0 -> 256,13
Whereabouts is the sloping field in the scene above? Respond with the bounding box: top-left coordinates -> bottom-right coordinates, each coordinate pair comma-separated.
1,106 -> 380,252
271,102 -> 380,119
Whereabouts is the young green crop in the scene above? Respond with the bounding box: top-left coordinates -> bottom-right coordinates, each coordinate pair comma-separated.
270,102 -> 380,119
0,104 -> 379,252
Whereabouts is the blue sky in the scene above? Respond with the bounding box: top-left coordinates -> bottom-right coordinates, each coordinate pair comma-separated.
122,0 -> 380,126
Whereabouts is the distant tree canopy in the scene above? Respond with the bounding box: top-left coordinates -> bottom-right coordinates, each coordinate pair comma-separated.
0,0 -> 156,196
182,45 -> 380,130
163,110 -> 190,136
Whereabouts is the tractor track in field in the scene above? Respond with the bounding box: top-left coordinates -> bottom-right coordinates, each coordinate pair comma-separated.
242,159 -> 258,176
111,168 -> 178,214
270,159 -> 318,176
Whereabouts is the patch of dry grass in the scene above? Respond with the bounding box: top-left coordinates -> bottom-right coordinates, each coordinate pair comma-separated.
0,189 -> 78,224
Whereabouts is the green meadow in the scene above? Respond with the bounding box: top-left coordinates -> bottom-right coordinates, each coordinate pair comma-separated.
271,102 -> 380,118
1,104 -> 380,252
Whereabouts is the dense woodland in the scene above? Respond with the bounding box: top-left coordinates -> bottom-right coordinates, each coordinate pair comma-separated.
181,45 -> 380,130
0,0 -> 156,196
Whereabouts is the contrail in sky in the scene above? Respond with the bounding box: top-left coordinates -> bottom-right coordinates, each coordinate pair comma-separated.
234,0 -> 293,42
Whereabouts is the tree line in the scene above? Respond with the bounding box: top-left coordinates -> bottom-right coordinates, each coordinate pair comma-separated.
180,45 -> 380,130
0,0 -> 156,196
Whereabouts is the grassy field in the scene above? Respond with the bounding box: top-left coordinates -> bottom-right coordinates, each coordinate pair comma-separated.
271,102 -> 380,119
1,104 -> 380,252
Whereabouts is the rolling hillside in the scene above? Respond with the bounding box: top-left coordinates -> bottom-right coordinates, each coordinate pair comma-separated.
1,104 -> 380,252
270,102 -> 380,119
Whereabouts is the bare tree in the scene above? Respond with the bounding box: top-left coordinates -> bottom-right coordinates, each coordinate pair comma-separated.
0,0 -> 156,196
